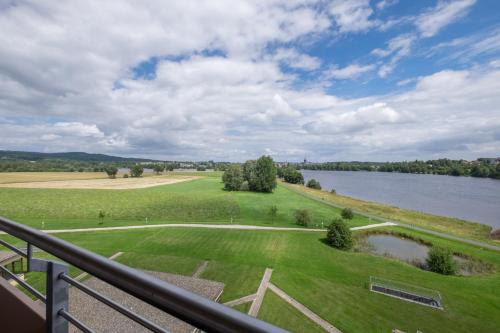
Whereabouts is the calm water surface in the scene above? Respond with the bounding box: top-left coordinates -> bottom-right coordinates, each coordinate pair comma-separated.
366,234 -> 429,262
301,170 -> 500,228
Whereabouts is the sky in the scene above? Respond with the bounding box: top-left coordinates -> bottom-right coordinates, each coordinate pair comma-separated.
1,0 -> 500,162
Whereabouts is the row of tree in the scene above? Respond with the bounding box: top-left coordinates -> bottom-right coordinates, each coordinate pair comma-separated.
301,158 -> 500,179
104,164 -> 144,178
222,156 -> 277,192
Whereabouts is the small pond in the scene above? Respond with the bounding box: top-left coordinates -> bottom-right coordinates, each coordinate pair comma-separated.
366,234 -> 429,263
361,234 -> 486,275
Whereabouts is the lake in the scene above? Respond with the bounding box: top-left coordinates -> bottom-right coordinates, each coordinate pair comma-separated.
301,170 -> 500,229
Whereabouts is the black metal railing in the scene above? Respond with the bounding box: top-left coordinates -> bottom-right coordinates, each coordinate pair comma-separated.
0,216 -> 288,333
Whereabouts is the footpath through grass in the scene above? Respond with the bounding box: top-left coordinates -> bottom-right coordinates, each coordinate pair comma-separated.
0,177 -> 372,230
3,227 -> 498,333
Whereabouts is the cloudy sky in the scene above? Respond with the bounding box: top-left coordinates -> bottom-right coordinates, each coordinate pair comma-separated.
1,0 -> 499,161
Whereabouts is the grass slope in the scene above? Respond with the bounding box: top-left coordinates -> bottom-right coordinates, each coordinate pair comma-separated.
0,177 -> 372,229
4,227 -> 498,333
283,182 -> 493,241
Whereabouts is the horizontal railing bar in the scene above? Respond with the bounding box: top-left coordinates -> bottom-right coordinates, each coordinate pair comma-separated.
0,238 -> 27,257
60,273 -> 170,333
59,309 -> 95,333
0,264 -> 46,302
0,216 -> 288,333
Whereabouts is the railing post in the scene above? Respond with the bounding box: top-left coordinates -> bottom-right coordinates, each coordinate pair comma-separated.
27,243 -> 32,272
46,261 -> 69,333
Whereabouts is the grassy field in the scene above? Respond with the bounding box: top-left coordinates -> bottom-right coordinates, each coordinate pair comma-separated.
2,227 -> 498,333
282,182 -> 494,242
1,172 -> 499,332
0,177 -> 373,229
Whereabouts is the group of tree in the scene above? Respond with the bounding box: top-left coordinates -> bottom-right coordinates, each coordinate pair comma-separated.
278,166 -> 304,184
222,156 -> 277,193
299,158 -> 500,180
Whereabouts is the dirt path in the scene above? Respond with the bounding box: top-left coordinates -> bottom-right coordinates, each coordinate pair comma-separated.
4,222 -> 395,236
192,260 -> 209,278
248,268 -> 273,317
268,283 -> 342,333
223,294 -> 257,307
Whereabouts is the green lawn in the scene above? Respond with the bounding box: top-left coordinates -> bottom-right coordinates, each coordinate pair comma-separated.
1,174 -> 498,332
3,227 -> 497,333
0,177 -> 372,229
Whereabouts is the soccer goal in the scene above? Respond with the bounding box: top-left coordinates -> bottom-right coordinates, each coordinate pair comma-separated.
369,276 -> 443,309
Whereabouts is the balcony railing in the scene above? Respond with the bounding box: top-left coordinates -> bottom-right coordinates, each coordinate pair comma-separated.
0,216 -> 288,333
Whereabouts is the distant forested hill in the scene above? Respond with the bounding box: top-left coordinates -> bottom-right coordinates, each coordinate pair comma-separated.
0,150 -> 156,163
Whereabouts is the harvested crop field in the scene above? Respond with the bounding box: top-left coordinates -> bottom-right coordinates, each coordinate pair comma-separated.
0,175 -> 199,189
0,172 -> 106,184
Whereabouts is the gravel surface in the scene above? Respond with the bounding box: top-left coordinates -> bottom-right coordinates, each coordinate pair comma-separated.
68,270 -> 224,333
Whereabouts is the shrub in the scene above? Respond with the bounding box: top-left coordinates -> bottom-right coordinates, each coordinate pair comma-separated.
269,205 -> 278,220
294,209 -> 311,227
426,247 -> 457,275
104,166 -> 118,179
341,208 -> 354,220
98,210 -> 105,224
222,165 -> 243,191
326,218 -> 352,250
282,167 -> 304,184
130,164 -> 144,177
491,229 -> 500,240
330,188 -> 336,194
306,178 -> 321,190
123,173 -> 129,178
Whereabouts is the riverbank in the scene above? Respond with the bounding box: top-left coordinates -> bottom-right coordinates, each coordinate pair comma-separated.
281,181 -> 496,244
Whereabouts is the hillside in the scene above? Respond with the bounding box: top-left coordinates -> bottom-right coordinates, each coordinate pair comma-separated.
0,150 -> 157,163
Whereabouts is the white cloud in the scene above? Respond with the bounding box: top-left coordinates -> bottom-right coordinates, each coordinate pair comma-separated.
0,1 -> 498,161
271,48 -> 321,70
303,102 -> 407,135
372,34 -> 416,77
415,0 -> 476,38
329,0 -> 377,33
426,27 -> 500,63
324,64 -> 375,80
376,0 -> 399,11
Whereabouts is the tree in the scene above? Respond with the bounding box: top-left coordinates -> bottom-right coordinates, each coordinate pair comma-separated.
104,166 -> 118,179
243,156 -> 277,193
294,209 -> 311,227
242,160 -> 257,188
254,156 -> 277,192
222,164 -> 244,191
326,218 -> 352,250
130,164 -> 144,177
306,178 -> 321,190
341,208 -> 353,220
282,167 -> 304,184
153,164 -> 164,175
426,247 -> 457,275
